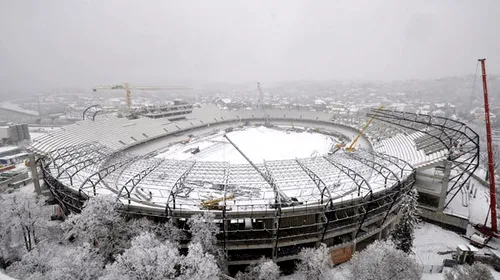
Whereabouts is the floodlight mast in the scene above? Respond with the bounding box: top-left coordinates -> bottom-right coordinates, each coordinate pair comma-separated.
479,58 -> 497,233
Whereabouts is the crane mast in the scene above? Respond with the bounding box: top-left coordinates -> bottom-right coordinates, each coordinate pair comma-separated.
479,58 -> 497,233
257,82 -> 269,125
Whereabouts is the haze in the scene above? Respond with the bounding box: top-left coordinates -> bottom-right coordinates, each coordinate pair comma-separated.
1,0 -> 499,91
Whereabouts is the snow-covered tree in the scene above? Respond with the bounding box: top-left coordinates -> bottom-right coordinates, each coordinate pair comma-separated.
346,240 -> 422,280
179,242 -> 220,280
46,244 -> 105,280
128,217 -> 184,243
235,257 -> 280,280
0,192 -> 46,258
61,195 -> 129,260
444,263 -> 494,280
187,212 -> 220,254
101,233 -> 220,280
101,232 -> 183,280
6,243 -> 53,280
390,188 -> 420,253
6,242 -> 105,280
296,243 -> 332,280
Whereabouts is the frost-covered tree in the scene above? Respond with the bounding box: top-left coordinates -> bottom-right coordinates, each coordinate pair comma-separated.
102,233 -> 220,280
0,192 -> 46,258
346,240 -> 422,280
46,244 -> 105,280
62,195 -> 129,259
128,217 -> 184,243
187,212 -> 220,254
390,188 -> 420,253
6,243 -> 54,280
296,243 -> 332,280
101,232 -> 183,280
6,240 -> 104,280
235,257 -> 280,280
187,211 -> 225,272
179,242 -> 220,280
444,263 -> 494,280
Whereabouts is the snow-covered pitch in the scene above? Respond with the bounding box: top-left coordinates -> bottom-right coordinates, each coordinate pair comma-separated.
155,126 -> 336,164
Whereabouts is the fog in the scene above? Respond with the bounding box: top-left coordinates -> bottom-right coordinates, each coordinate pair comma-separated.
1,0 -> 499,91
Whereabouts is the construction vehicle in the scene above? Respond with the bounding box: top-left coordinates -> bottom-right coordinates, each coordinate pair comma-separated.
92,83 -> 191,111
191,147 -> 200,154
344,106 -> 383,152
470,232 -> 491,248
201,194 -> 234,210
334,142 -> 346,149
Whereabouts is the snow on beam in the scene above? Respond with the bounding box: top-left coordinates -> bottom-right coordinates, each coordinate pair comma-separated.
322,155 -> 372,199
295,158 -> 332,206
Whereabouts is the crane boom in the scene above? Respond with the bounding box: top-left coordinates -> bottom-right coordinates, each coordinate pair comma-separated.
479,58 -> 497,233
223,134 -> 299,207
345,106 -> 383,152
92,83 -> 191,111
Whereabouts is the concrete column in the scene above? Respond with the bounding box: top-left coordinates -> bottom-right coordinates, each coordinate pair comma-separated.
28,153 -> 41,194
272,216 -> 279,261
316,213 -> 325,247
438,160 -> 452,212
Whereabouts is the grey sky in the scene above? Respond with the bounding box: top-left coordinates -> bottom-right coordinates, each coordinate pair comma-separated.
1,0 -> 499,90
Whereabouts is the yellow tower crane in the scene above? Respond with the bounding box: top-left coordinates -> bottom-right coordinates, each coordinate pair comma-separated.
92,83 -> 191,111
344,106 -> 384,152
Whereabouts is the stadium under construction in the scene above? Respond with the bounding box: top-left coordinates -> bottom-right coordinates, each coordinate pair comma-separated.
28,105 -> 481,267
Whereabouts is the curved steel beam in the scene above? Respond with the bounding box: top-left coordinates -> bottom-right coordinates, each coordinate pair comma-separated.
82,104 -> 101,121
347,152 -> 400,188
166,161 -> 197,213
59,155 -> 107,186
322,155 -> 372,199
295,158 -> 332,206
117,159 -> 165,204
50,143 -> 94,164
366,150 -> 414,179
79,155 -> 139,196
367,108 -> 479,210
55,145 -> 108,175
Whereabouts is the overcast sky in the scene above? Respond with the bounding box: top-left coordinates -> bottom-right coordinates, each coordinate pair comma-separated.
1,0 -> 499,90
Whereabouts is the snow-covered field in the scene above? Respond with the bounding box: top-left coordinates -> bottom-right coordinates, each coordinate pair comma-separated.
155,126 -> 337,164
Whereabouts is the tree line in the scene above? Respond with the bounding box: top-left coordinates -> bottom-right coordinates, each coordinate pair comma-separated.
0,188 -> 494,280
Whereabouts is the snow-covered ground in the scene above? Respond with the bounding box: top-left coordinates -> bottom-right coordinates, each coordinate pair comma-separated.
282,222 -> 500,280
444,174 -> 499,229
155,126 -> 337,164
0,271 -> 16,280
414,222 -> 500,279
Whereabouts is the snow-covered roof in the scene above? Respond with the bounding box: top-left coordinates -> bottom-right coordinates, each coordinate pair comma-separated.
0,146 -> 22,155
